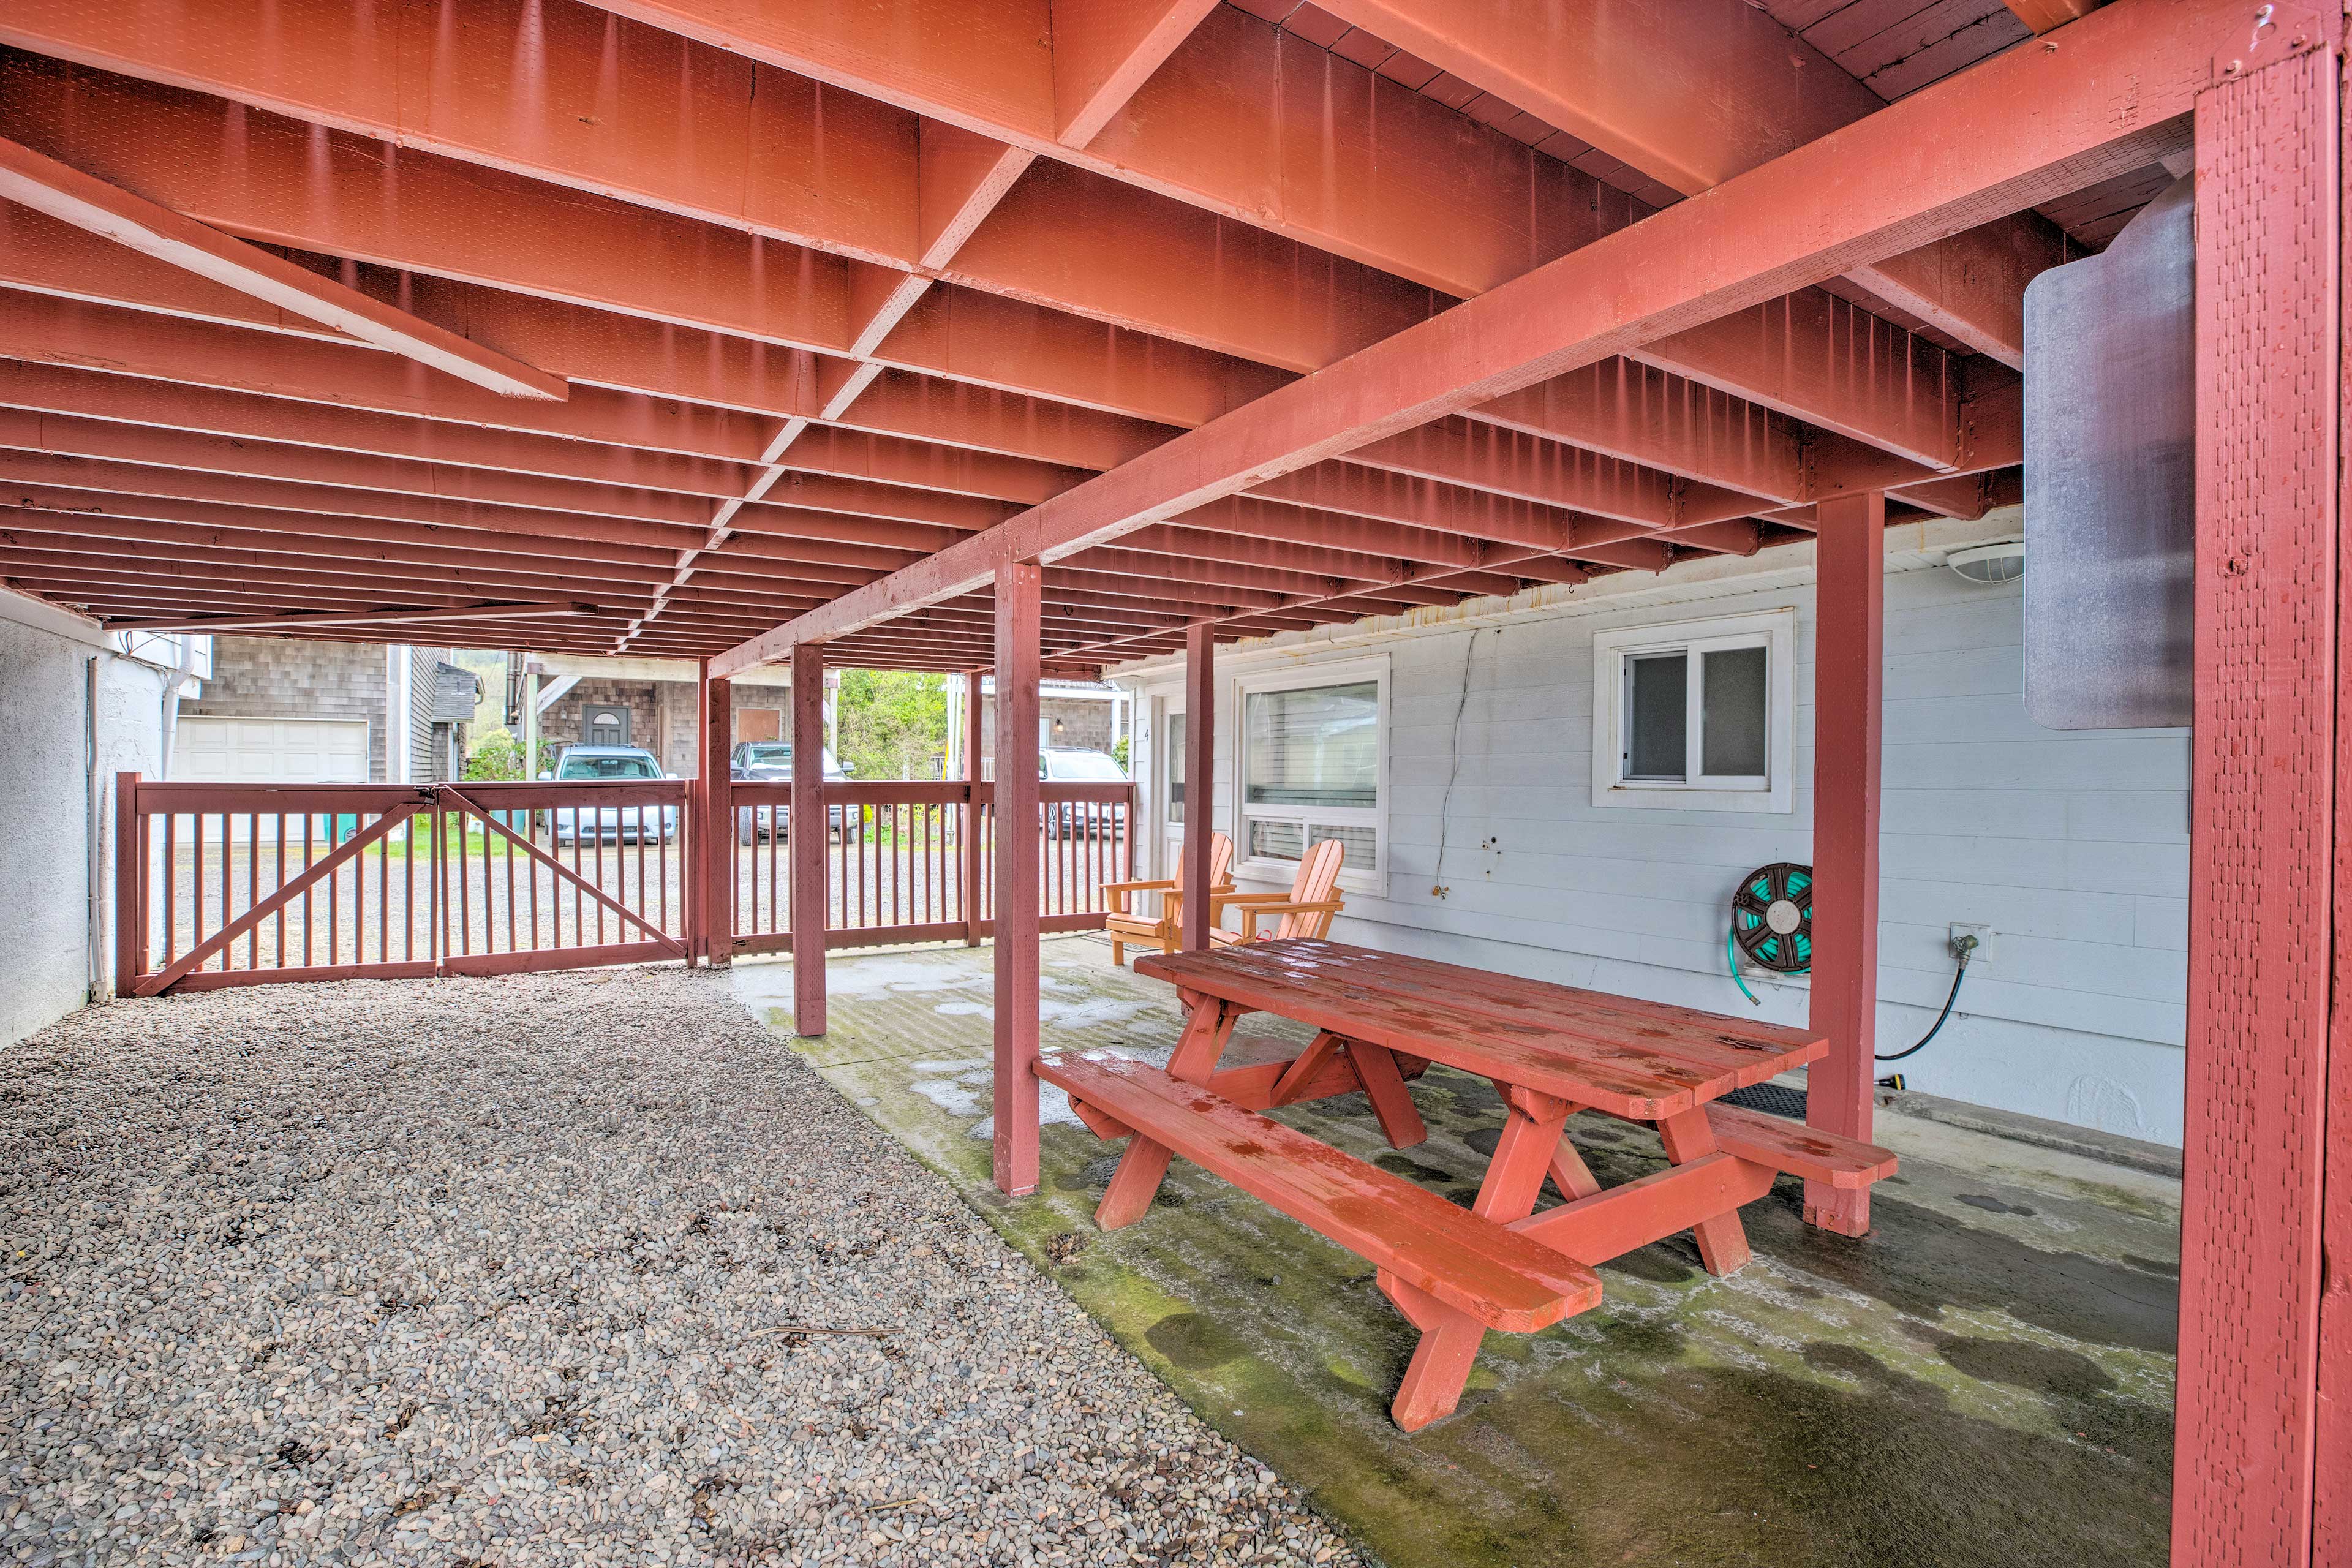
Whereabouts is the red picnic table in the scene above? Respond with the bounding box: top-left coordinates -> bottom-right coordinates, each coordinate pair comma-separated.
1037,937 -> 1897,1430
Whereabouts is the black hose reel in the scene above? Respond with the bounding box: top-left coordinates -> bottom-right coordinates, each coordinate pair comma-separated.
1724,859 -> 1972,1063
1730,861 -> 1812,978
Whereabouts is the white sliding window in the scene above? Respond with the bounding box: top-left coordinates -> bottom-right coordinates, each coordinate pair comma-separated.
1235,657 -> 1387,891
1591,609 -> 1795,813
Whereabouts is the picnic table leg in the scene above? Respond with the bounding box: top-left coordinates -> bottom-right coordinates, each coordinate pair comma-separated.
1547,1137 -> 1602,1201
1384,1275 -> 1488,1433
1347,1042 -> 1428,1148
1656,1108 -> 1752,1276
1095,995 -> 1239,1229
1265,1030 -> 1344,1106
1379,1087 -> 1570,1430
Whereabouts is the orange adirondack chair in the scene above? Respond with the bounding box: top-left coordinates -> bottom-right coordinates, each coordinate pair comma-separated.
1104,831 -> 1235,963
1209,837 -> 1347,945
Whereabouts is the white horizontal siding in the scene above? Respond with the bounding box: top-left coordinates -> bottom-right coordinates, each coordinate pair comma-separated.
1146,530 -> 2190,1147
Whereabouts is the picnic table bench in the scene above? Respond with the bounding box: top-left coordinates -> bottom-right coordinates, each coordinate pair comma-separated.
1037,937 -> 1896,1430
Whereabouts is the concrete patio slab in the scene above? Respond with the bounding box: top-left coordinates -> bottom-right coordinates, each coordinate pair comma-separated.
734,937 -> 2179,1568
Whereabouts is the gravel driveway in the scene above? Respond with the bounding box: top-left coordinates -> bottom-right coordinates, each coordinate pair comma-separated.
0,971 -> 1362,1567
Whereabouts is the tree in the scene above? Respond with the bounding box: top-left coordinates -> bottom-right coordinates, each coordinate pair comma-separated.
834,669 -> 948,780
464,728 -> 525,781
462,728 -> 554,781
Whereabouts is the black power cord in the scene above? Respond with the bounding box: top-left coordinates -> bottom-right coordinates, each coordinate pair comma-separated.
1875,934 -> 1978,1062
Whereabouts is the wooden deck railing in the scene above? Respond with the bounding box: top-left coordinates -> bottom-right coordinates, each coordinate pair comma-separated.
726,779 -> 1136,957
115,772 -> 1137,991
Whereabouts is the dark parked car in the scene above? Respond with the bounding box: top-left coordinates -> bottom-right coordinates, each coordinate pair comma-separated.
729,741 -> 855,844
1041,747 -> 1128,839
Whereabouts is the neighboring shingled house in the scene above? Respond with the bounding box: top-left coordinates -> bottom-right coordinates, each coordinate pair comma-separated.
174,636 -> 481,783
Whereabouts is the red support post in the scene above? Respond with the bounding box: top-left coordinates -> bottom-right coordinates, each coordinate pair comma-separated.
2323,48 -> 2352,1564
993,558 -> 1043,1196
696,664 -> 731,968
791,643 -> 827,1036
963,668 -> 986,946
1804,489 -> 1883,1237
1182,622 -> 1215,951
111,770 -> 142,995
2177,37 -> 2342,1568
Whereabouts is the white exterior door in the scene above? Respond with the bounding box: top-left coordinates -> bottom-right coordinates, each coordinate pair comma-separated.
174,717 -> 369,784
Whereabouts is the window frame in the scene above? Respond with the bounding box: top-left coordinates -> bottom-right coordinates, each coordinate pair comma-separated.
1590,609 -> 1795,814
1232,654 -> 1389,895
1160,703 -> 1188,842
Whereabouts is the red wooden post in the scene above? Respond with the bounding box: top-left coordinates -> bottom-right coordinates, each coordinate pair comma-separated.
2323,45 -> 2352,1562
696,664 -> 731,968
1805,489 -> 1883,1238
112,770 -> 143,995
963,668 -> 985,946
1181,622 -> 1215,951
2177,39 -> 2341,1568
993,559 -> 1043,1196
791,643 -> 827,1036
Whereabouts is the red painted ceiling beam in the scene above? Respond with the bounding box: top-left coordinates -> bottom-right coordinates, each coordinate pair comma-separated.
1314,0 -> 2067,366
0,356 -> 764,497
0,12 -> 1994,483
0,63 -> 1292,432
1628,290 -> 1967,471
0,285 -> 1760,581
0,455 -> 704,560
109,601 -> 592,635
0,402 -> 718,530
0,502 -> 684,585
0,293 -> 1093,507
0,132 -> 568,401
0,67 -> 1783,534
559,0 -> 1997,457
0,222 -> 1176,477
0,548 -> 655,611
708,0 -> 2205,673
0,292 -> 777,458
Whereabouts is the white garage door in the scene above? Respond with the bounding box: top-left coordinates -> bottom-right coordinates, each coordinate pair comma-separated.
173,717 -> 371,784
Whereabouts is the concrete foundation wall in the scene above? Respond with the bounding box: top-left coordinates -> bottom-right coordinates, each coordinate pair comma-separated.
0,596 -> 170,1047
1120,514 -> 2193,1147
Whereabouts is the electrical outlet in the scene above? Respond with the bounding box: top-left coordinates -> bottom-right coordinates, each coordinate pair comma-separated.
1949,923 -> 1993,964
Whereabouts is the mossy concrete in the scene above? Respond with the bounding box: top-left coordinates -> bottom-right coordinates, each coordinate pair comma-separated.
732,939 -> 2177,1568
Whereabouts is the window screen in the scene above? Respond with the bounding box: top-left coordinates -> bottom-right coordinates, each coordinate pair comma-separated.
1243,682 -> 1378,807
1238,678 -> 1381,872
1624,654 -> 1687,779
1309,823 -> 1375,871
1701,646 -> 1769,777
1165,712 -> 1185,825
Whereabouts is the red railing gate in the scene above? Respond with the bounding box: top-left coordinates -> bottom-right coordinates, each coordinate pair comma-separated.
114,775 -> 693,995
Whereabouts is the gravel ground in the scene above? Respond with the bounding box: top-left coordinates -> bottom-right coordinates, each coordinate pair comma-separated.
1,971 -> 1363,1567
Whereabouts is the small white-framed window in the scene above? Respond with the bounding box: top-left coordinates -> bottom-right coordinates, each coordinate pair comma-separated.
1162,707 -> 1188,834
1591,609 -> 1794,813
1235,655 -> 1387,892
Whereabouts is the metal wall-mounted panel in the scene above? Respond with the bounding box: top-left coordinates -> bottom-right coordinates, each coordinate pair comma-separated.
2022,175 -> 2195,731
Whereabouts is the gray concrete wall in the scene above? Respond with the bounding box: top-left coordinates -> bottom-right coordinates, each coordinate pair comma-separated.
979,693 -> 1118,764
0,595 -> 171,1047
